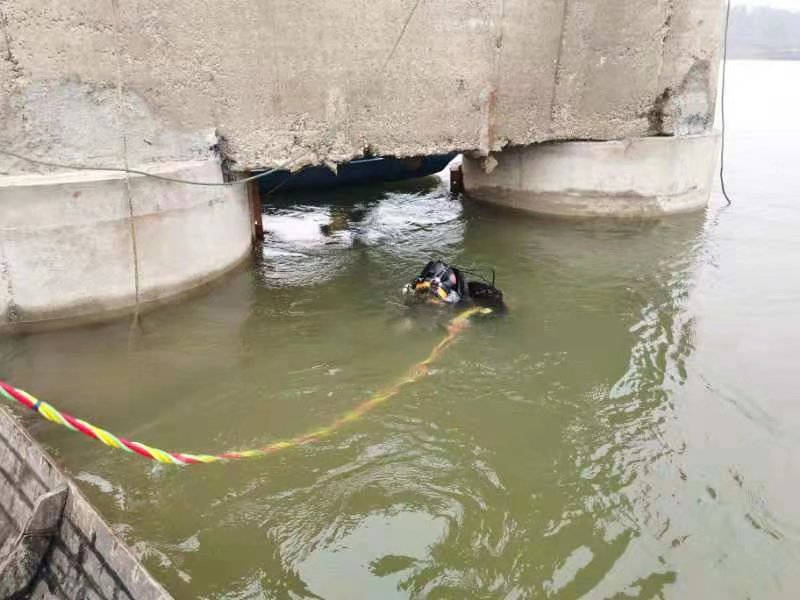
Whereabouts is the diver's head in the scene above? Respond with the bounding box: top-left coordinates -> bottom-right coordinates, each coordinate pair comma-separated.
404,259 -> 507,311
404,260 -> 463,304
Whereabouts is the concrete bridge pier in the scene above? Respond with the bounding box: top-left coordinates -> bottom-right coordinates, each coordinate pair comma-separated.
462,132 -> 721,217
0,160 -> 251,332
0,0 -> 726,329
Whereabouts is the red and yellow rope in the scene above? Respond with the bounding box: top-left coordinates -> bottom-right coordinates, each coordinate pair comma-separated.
0,307 -> 491,466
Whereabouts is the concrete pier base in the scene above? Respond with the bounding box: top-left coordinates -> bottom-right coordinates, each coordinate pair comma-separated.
462,133 -> 720,217
0,160 -> 251,331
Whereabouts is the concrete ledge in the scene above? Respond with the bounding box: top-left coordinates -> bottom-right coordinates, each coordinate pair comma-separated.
462,133 -> 720,217
0,160 -> 251,331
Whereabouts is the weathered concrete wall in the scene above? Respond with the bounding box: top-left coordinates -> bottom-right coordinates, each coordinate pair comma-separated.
0,0 -> 724,172
0,160 -> 251,330
0,407 -> 172,599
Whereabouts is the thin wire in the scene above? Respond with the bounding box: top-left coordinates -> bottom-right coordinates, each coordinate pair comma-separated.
719,0 -> 732,206
259,164 -> 315,196
0,148 -> 310,187
456,266 -> 496,287
109,0 -> 142,322
382,0 -> 423,71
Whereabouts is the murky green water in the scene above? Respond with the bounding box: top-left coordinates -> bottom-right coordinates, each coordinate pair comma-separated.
2,60 -> 799,598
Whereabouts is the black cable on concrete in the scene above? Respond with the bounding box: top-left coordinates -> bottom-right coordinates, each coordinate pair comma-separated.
0,148 -> 311,187
719,0 -> 733,206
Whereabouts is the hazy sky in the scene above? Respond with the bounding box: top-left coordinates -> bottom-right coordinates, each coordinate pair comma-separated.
733,0 -> 800,10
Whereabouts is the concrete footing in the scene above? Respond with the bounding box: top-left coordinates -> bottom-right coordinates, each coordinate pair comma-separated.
0,160 -> 252,331
462,133 -> 720,217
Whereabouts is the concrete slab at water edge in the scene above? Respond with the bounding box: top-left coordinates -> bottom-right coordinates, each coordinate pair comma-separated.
0,407 -> 172,600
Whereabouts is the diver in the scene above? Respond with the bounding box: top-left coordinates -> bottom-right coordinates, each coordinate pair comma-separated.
403,260 -> 505,310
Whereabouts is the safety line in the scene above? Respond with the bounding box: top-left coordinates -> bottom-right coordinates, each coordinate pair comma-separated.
0,307 -> 491,466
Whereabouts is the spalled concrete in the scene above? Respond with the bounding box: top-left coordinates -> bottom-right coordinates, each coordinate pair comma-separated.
0,407 -> 172,599
0,0 -> 724,172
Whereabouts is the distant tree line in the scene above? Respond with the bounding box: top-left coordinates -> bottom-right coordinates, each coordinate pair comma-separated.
729,6 -> 800,60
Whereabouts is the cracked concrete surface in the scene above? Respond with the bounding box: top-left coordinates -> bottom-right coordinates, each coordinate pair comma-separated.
0,0 -> 724,173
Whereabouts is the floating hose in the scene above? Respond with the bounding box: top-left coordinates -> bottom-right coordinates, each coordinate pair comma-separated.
0,307 -> 491,466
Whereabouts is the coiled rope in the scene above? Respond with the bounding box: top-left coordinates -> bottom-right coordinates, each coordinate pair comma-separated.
0,307 -> 491,466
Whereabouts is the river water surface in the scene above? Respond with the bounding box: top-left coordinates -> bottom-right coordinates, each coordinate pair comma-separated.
2,60 -> 799,599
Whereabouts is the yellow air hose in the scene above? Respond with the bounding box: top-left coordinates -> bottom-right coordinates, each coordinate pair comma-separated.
0,307 -> 493,465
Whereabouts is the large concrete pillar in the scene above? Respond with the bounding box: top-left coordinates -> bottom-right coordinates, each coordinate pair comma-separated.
461,0 -> 725,217
0,160 -> 251,331
462,133 -> 720,217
